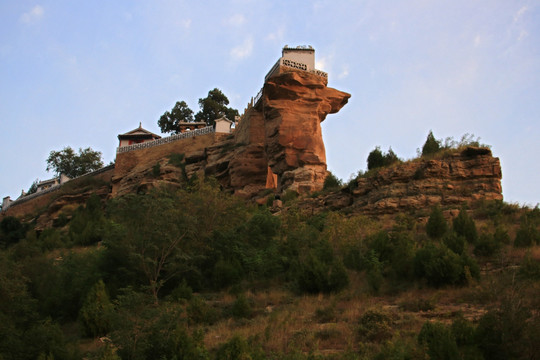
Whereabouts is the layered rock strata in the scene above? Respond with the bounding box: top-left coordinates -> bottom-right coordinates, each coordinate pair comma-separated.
318,147 -> 502,215
112,68 -> 351,198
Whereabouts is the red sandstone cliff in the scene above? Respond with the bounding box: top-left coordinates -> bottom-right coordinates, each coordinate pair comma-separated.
231,68 -> 351,196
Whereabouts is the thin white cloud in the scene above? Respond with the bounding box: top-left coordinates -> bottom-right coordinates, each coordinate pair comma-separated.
315,57 -> 328,71
226,14 -> 246,27
180,19 -> 192,29
230,36 -> 253,60
474,35 -> 481,47
20,5 -> 44,24
517,29 -> 528,42
514,6 -> 528,23
338,65 -> 349,79
266,26 -> 285,42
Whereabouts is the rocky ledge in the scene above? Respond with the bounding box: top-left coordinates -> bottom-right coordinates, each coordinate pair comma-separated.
312,147 -> 502,215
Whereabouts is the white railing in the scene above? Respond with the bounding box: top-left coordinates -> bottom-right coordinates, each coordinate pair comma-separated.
264,58 -> 328,82
254,87 -> 263,106
116,126 -> 215,154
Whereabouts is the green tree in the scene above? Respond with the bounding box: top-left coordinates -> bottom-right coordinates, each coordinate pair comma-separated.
46,146 -> 103,178
367,147 -> 384,170
452,207 -> 478,244
426,205 -> 448,239
194,88 -> 239,126
422,130 -> 441,156
158,100 -> 194,134
105,189 -> 197,304
367,146 -> 401,170
418,321 -> 460,360
79,279 -> 114,337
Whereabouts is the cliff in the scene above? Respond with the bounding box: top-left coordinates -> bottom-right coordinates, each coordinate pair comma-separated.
2,69 -> 504,223
112,68 -> 351,198
317,146 -> 502,215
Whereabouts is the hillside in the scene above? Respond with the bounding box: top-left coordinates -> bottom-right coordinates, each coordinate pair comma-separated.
0,63 -> 537,360
0,176 -> 539,359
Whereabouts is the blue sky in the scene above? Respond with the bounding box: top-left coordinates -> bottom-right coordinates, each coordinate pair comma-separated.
1,1 -> 539,205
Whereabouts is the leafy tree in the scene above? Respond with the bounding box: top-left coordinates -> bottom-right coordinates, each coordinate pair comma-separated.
79,279 -> 114,337
0,216 -> 27,247
426,205 -> 448,239
157,100 -> 194,134
105,188 -> 204,303
422,130 -> 441,156
194,88 -> 239,126
158,89 -> 239,133
46,146 -> 103,178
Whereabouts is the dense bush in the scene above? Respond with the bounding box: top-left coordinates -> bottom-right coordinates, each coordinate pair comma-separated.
367,146 -> 400,170
414,243 -> 477,287
418,321 -> 459,360
358,309 -> 394,343
323,172 -> 343,190
426,206 -> 448,239
79,279 -> 114,337
0,216 -> 27,247
452,208 -> 478,244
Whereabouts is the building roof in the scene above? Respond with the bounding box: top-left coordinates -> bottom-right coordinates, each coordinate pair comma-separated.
118,123 -> 162,140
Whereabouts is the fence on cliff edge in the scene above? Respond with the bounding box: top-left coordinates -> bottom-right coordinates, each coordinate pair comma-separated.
116,126 -> 215,154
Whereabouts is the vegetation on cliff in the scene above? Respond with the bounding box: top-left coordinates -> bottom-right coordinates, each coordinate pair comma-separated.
158,88 -> 239,133
0,175 -> 539,359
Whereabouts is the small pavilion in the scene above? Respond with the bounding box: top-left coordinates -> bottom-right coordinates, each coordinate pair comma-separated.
118,123 -> 161,147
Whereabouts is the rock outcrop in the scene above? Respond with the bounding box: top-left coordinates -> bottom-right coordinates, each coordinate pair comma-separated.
317,147 -> 502,215
112,68 -> 351,198
232,68 -> 351,196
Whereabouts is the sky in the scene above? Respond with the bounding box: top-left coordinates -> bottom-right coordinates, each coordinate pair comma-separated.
1,0 -> 539,206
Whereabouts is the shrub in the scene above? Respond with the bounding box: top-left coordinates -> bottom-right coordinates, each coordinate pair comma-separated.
0,216 -> 27,247
367,146 -> 400,170
514,216 -> 540,247
152,162 -> 161,177
358,309 -> 394,343
426,206 -> 448,239
443,232 -> 465,255
517,253 -> 540,280
418,321 -> 460,360
452,208 -> 478,244
187,296 -> 219,325
323,172 -> 343,190
296,250 -> 349,294
414,244 -> 463,287
474,233 -> 501,257
79,279 -> 114,337
215,335 -> 252,360
231,293 -> 253,319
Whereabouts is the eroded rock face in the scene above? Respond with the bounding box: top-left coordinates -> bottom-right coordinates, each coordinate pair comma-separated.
111,69 -> 350,199
319,147 -> 503,215
231,68 -> 351,196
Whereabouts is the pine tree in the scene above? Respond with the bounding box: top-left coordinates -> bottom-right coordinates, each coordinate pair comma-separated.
426,205 -> 448,239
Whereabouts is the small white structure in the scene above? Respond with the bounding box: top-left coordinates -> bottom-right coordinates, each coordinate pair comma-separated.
265,45 -> 327,81
36,174 -> 70,193
2,196 -> 13,212
282,45 -> 315,71
215,116 -> 233,134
